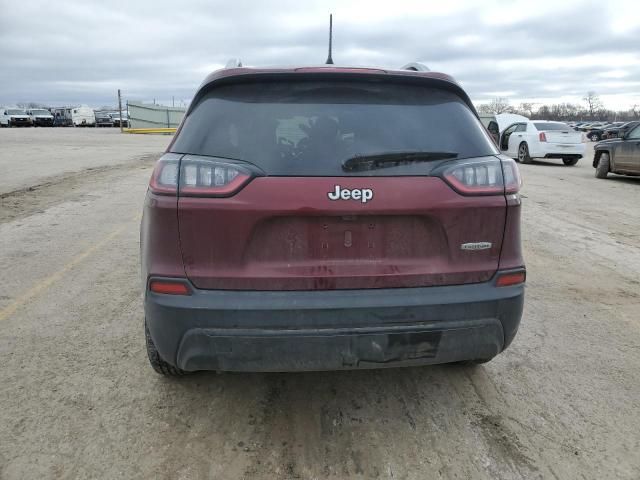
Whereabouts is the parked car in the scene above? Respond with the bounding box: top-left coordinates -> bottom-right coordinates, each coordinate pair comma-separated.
602,121 -> 640,139
585,127 -> 606,142
499,120 -> 585,165
0,107 -> 32,127
141,62 -> 525,376
572,122 -> 592,131
95,112 -> 114,127
110,112 -> 128,127
577,122 -> 606,133
593,123 -> 640,178
26,108 -> 54,126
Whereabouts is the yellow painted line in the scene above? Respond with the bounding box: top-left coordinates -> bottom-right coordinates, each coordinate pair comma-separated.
0,223 -> 129,322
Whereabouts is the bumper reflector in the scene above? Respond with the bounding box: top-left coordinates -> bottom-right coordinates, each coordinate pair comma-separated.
496,271 -> 526,287
149,280 -> 191,295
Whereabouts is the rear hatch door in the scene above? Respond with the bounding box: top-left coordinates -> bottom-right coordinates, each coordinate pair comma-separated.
172,78 -> 507,290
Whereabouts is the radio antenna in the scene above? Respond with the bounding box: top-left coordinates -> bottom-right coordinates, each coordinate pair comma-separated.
325,14 -> 334,64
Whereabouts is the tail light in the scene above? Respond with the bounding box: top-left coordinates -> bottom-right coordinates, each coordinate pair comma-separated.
441,157 -> 521,195
148,154 -> 257,197
179,156 -> 253,197
539,132 -> 547,142
149,153 -> 180,195
501,158 -> 522,194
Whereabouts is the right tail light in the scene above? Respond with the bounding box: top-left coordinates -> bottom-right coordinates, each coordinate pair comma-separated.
502,157 -> 522,194
441,157 -> 521,196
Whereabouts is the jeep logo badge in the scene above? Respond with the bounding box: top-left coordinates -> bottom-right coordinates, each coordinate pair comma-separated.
327,185 -> 374,203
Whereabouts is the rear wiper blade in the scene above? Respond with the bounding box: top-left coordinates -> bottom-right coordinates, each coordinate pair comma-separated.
342,151 -> 458,171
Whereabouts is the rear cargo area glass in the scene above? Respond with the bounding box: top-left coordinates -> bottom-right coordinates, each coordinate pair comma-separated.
171,81 -> 496,176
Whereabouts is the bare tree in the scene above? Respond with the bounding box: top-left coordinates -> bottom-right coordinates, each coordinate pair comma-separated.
15,102 -> 47,109
583,91 -> 603,119
535,105 -> 551,120
478,97 -> 513,115
517,102 -> 534,118
631,104 -> 640,119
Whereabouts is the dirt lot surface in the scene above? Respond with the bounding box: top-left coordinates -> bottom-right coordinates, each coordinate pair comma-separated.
1,129 -> 639,479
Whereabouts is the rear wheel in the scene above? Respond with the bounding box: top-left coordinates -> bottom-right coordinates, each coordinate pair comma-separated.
595,152 -> 610,179
562,157 -> 579,166
518,142 -> 532,164
145,320 -> 189,376
589,133 -> 600,142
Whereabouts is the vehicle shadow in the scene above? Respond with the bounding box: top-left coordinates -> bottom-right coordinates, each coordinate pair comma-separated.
147,363 -> 514,478
605,175 -> 640,185
526,160 -> 574,167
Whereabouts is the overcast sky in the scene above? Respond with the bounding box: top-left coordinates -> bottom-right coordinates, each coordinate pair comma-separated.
1,0 -> 638,110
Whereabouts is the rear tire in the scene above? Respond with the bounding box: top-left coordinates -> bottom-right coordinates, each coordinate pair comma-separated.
518,142 -> 532,164
562,157 -> 579,166
145,320 -> 189,376
595,152 -> 610,179
589,133 -> 600,142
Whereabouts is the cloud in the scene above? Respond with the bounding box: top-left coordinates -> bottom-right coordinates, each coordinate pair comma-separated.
0,0 -> 638,110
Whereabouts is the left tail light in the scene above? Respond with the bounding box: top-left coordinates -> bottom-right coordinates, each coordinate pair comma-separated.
149,153 -> 180,195
148,154 -> 259,197
179,156 -> 254,197
539,132 -> 547,142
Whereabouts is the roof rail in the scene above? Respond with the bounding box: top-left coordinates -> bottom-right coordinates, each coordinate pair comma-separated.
401,62 -> 430,72
225,58 -> 243,68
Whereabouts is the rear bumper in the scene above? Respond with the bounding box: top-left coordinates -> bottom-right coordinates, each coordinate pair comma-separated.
145,274 -> 525,372
530,143 -> 585,159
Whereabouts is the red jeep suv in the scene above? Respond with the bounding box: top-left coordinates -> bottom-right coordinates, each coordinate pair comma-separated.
141,64 -> 525,375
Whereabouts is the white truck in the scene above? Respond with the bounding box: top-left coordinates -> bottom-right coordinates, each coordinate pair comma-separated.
26,108 -> 54,127
1,107 -> 32,127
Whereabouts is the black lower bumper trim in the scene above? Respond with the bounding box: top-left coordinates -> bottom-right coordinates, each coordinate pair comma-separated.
145,278 -> 524,372
176,319 -> 504,372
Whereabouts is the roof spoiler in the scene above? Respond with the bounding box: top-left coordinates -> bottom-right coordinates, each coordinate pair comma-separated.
401,62 -> 430,72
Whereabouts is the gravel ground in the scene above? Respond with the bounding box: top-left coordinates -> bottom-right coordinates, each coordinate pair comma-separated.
0,129 -> 639,479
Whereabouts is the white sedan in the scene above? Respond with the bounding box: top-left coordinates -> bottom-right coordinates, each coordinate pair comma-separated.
499,120 -> 585,166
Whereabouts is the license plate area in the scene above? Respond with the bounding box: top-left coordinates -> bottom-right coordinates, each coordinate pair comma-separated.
312,215 -> 386,260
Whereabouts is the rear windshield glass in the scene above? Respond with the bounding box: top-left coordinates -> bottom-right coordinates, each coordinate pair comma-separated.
533,122 -> 571,131
171,81 -> 497,176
